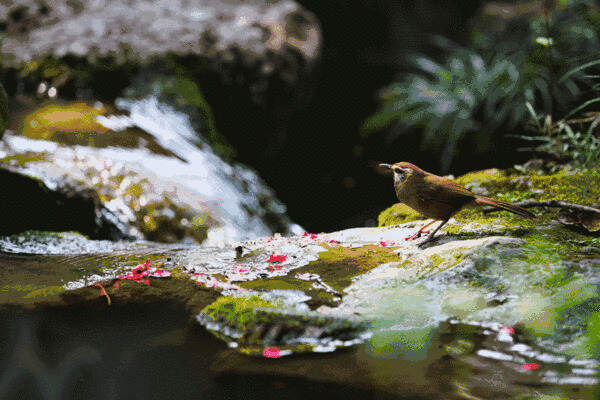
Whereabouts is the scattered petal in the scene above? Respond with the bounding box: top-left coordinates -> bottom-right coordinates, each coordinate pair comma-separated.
267,254 -> 287,263
500,327 -> 514,335
302,232 -> 318,239
263,347 -> 282,358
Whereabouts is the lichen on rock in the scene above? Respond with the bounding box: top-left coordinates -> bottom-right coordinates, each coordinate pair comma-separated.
197,294 -> 371,357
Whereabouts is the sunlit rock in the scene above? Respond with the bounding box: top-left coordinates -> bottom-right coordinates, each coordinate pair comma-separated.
0,0 -> 320,113
1,166 -> 599,396
0,97 -> 301,243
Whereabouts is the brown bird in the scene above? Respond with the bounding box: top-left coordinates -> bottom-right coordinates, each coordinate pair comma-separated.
379,162 -> 535,244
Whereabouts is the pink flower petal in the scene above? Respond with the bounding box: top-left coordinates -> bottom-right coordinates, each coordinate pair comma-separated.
500,327 -> 515,335
263,347 -> 282,358
267,254 -> 287,263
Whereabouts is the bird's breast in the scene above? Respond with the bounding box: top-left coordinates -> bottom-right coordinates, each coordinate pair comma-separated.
394,176 -> 458,220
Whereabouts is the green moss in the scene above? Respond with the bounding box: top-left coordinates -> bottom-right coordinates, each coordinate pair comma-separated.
23,285 -> 65,298
22,103 -> 109,141
455,168 -> 600,206
378,203 -> 424,227
201,295 -> 278,331
304,245 -> 403,292
168,267 -> 191,279
1,284 -> 36,293
8,230 -> 85,240
238,245 -> 403,308
566,309 -> 600,359
0,153 -> 49,167
135,198 -> 211,243
199,294 -> 369,354
241,279 -> 307,291
378,167 -> 600,228
425,253 -> 463,273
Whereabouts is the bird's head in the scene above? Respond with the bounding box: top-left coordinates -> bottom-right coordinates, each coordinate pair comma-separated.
378,162 -> 423,184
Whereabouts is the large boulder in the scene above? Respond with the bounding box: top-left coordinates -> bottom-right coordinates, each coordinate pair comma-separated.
0,0 -> 320,113
0,99 -> 301,244
2,162 -> 599,397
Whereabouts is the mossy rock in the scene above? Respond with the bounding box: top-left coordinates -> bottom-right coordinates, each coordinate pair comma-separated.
378,167 -> 600,228
20,102 -> 179,158
200,295 -> 278,331
23,103 -> 109,141
198,295 -> 369,350
239,244 -> 404,308
0,152 -> 49,167
378,203 -> 425,226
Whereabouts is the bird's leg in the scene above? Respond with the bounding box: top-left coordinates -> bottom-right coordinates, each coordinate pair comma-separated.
405,219 -> 439,240
418,219 -> 449,246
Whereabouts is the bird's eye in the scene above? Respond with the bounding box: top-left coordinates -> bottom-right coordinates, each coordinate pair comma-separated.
393,167 -> 402,173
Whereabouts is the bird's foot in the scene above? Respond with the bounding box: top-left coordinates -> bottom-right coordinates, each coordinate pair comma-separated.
404,231 -> 421,240
404,229 -> 431,241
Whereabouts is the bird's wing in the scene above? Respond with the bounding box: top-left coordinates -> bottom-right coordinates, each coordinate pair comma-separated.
417,174 -> 476,208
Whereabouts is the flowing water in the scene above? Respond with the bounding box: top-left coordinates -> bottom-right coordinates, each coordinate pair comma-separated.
2,96 -> 302,245
0,91 -> 598,399
1,232 -> 598,399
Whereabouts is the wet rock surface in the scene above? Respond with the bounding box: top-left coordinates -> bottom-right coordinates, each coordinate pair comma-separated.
0,98 -> 301,244
0,166 -> 128,240
2,187 -> 600,398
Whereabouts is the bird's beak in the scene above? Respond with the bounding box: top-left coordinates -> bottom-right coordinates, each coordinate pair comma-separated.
378,163 -> 392,170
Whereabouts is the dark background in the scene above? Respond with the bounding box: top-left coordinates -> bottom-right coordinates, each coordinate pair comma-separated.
203,0 -> 527,232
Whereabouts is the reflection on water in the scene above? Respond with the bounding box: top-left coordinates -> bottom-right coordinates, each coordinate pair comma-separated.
0,304 -> 597,400
1,233 -> 599,399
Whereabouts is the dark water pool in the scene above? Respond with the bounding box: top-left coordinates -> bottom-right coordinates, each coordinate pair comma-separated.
0,304 -> 404,400
1,302 -> 597,400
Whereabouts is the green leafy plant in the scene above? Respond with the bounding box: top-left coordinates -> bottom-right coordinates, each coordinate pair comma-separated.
363,42 -> 539,170
364,0 -> 600,171
521,103 -> 600,168
520,55 -> 600,176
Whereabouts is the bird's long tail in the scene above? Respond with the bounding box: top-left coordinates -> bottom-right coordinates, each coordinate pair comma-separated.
474,196 -> 536,219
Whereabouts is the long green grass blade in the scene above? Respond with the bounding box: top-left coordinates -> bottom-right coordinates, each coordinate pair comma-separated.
564,97 -> 600,120
559,59 -> 600,83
